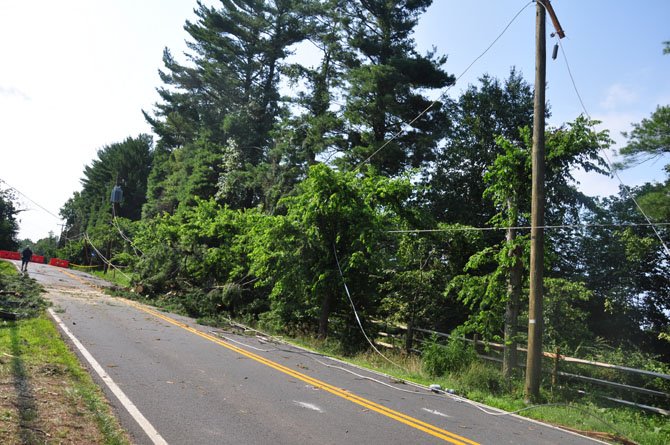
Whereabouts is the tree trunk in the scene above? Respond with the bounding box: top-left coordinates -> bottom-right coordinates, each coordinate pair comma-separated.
318,291 -> 333,339
503,226 -> 523,379
405,319 -> 414,353
104,239 -> 112,274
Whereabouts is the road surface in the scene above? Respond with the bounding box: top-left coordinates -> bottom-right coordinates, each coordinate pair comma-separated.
14,261 -> 604,445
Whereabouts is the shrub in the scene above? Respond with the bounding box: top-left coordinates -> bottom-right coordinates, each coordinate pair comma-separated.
422,340 -> 449,377
422,334 -> 477,377
461,362 -> 506,395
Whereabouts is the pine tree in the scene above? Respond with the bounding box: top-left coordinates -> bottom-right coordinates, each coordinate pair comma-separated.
144,0 -> 309,213
61,135 -> 153,239
337,0 -> 453,175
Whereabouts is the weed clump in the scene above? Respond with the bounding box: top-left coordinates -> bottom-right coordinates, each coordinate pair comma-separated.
421,334 -> 477,377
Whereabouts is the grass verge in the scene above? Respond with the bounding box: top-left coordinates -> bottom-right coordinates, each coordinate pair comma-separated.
0,260 -> 130,445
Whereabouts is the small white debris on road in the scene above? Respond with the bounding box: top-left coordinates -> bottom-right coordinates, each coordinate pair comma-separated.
422,408 -> 451,418
294,401 -> 324,413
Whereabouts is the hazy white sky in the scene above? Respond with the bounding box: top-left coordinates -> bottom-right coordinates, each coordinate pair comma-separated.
1,0 -> 669,241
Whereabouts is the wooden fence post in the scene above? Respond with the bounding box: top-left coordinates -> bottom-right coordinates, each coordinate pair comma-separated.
552,347 -> 561,387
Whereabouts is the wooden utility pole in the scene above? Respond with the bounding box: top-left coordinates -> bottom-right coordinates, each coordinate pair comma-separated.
525,0 -> 547,403
524,0 -> 565,403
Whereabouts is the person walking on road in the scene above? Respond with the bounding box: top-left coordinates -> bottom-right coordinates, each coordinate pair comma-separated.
21,246 -> 33,272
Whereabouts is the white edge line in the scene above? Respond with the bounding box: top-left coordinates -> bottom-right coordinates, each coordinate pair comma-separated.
48,308 -> 169,445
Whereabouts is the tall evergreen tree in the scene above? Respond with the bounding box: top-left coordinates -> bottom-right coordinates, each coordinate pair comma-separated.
619,105 -> 670,170
337,0 -> 453,175
144,0 -> 309,214
60,135 -> 153,241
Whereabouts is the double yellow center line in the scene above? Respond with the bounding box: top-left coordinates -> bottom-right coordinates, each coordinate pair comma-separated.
57,269 -> 479,444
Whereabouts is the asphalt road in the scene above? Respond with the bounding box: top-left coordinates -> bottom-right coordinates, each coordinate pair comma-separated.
15,261 -> 605,445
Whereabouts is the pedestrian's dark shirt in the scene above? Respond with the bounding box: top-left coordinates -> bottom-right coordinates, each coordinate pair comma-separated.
21,248 -> 32,260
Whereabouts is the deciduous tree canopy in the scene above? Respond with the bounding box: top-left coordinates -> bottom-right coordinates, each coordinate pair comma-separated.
0,188 -> 19,250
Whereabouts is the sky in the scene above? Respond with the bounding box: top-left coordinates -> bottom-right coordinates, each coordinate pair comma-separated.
1,0 -> 669,242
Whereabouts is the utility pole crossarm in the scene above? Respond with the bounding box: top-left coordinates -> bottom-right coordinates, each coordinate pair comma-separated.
542,0 -> 566,38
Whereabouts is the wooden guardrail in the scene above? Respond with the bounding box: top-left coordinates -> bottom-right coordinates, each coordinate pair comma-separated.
374,323 -> 669,416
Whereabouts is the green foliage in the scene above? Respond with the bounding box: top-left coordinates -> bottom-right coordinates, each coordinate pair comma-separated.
567,339 -> 670,395
133,212 -> 181,288
602,103 -> 670,351
56,238 -> 87,265
620,105 -> 670,169
542,278 -> 592,350
421,339 -> 449,377
337,0 -> 453,175
132,200 -> 268,319
448,115 -> 611,344
447,269 -> 506,341
636,181 -> 670,221
379,225 -> 480,344
576,187 -> 669,353
427,69 -> 534,227
60,134 -> 153,253
485,132 -> 530,227
55,2 -> 669,362
21,231 -> 59,258
0,187 -> 19,250
421,334 -> 477,377
144,0 -> 309,212
460,362 -> 506,395
248,164 -> 412,346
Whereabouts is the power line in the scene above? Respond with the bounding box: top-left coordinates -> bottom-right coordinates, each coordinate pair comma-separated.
0,177 -> 62,221
355,1 -> 535,171
549,22 -> 670,257
347,0 -> 669,257
332,243 -> 403,369
84,233 -> 132,281
387,222 -> 670,234
111,203 -> 145,257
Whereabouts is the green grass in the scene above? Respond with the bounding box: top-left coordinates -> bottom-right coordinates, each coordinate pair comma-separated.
39,318 -> 130,445
83,268 -> 134,288
1,259 -> 47,321
0,317 -> 130,445
0,260 -> 16,276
